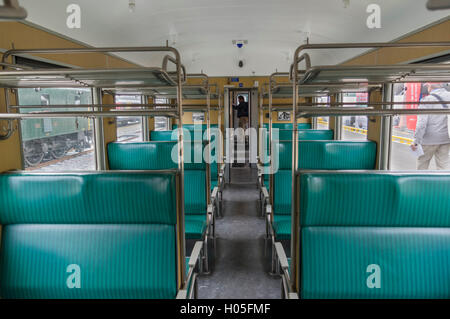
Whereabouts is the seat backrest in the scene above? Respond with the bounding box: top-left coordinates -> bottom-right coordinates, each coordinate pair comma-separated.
150,130 -> 174,141
107,141 -> 207,215
299,172 -> 450,299
272,141 -> 376,215
108,141 -> 178,170
0,172 -> 178,299
277,129 -> 334,141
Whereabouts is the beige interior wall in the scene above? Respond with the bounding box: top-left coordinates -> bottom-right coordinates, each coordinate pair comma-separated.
344,19 -> 450,65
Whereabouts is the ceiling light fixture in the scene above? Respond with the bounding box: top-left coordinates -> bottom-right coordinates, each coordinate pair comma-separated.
128,0 -> 136,13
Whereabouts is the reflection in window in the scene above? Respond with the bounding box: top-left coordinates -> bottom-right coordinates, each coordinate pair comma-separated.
18,88 -> 95,171
116,95 -> 143,142
341,93 -> 368,141
316,96 -> 329,129
154,98 -> 170,131
391,82 -> 450,170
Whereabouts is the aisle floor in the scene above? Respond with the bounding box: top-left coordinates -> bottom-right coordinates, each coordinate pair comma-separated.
197,166 -> 281,299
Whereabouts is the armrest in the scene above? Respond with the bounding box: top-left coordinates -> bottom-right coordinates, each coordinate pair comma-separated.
274,242 -> 289,273
176,241 -> 203,299
266,204 -> 272,216
288,293 -> 299,299
207,204 -> 214,223
211,187 -> 219,202
189,241 -> 204,269
261,187 -> 269,201
274,242 -> 298,299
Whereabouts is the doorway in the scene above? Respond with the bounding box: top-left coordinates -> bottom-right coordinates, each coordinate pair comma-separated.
223,88 -> 259,182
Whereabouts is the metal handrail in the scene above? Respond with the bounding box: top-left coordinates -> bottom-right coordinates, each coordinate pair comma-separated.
162,54 -> 187,83
0,110 -> 179,119
296,107 -> 450,118
291,42 -> 450,80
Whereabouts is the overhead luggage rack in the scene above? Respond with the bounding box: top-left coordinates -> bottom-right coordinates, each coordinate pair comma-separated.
0,67 -> 178,89
0,46 -> 186,121
299,64 -> 450,85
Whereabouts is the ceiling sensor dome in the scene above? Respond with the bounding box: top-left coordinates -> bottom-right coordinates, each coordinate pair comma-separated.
238,60 -> 244,68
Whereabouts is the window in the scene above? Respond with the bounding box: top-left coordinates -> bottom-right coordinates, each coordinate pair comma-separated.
115,95 -> 143,142
154,98 -> 170,131
316,96 -> 329,129
390,82 -> 450,170
18,88 -> 95,171
341,92 -> 368,141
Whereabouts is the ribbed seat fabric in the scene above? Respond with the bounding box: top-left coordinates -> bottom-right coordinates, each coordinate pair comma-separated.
0,172 -> 178,299
299,172 -> 450,299
271,141 -> 376,240
108,141 -> 209,240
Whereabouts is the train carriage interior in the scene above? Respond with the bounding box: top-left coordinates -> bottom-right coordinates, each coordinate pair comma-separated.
0,0 -> 450,307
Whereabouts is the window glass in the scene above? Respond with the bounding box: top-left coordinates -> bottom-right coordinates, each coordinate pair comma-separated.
341,92 -> 368,141
154,98 -> 170,131
316,96 -> 329,129
390,82 -> 450,170
116,95 -> 143,141
18,88 -> 95,171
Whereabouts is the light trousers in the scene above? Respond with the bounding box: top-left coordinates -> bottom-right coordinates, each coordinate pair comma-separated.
417,143 -> 450,170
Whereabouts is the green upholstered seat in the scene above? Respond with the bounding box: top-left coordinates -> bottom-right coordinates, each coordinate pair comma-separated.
108,142 -> 177,170
173,124 -> 218,131
150,130 -> 175,141
299,172 -> 450,299
270,141 -> 376,240
211,179 -> 218,191
108,141 -> 209,240
0,172 -> 178,299
277,129 -> 334,141
275,140 -> 377,170
185,215 -> 207,239
272,215 -> 291,240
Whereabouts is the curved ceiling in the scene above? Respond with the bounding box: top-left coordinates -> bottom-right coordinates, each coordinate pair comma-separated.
18,0 -> 450,76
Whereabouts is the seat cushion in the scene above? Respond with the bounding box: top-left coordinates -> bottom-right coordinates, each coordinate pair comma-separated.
302,226 -> 450,299
0,224 -> 176,299
273,215 -> 291,240
185,215 -> 207,239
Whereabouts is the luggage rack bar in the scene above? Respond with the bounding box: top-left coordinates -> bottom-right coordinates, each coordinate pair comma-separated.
0,110 -> 179,119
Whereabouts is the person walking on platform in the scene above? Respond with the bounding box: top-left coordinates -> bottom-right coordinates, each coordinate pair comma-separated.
411,83 -> 450,170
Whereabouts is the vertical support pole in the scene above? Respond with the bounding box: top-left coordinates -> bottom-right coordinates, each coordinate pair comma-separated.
259,90 -> 264,163
172,49 -> 186,289
142,95 -> 150,141
367,88 -> 384,169
380,84 -> 393,170
93,88 -> 106,170
206,87 -> 211,204
218,94 -> 223,167
335,94 -> 343,140
269,79 -> 274,205
291,57 -> 300,293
